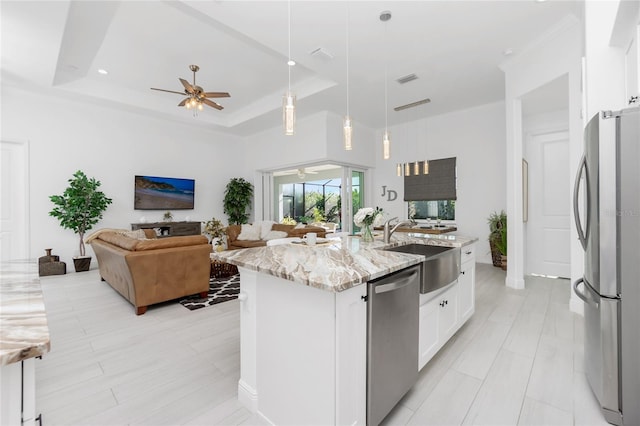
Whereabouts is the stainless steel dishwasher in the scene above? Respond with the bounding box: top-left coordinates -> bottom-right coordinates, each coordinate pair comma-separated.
367,264 -> 420,426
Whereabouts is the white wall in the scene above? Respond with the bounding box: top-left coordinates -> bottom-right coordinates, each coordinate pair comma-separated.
372,101 -> 507,265
500,16 -> 582,291
1,86 -> 244,268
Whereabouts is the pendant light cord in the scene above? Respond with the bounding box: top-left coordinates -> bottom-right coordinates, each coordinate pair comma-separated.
288,0 -> 291,91
384,20 -> 388,134
346,4 -> 350,117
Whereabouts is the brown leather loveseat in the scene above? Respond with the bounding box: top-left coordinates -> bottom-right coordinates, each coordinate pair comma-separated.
88,230 -> 212,315
226,223 -> 326,250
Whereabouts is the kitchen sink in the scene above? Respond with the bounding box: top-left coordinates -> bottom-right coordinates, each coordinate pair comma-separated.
384,244 -> 461,294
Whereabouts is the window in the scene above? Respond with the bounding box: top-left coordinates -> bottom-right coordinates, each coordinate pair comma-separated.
408,200 -> 455,221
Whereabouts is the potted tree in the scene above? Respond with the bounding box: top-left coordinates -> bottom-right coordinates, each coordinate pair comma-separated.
487,210 -> 507,268
223,178 -> 254,225
49,170 -> 113,272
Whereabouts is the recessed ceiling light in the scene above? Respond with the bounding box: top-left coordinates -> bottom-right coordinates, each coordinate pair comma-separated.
98,69 -> 108,75
287,60 -> 296,66
502,48 -> 514,56
535,0 -> 547,3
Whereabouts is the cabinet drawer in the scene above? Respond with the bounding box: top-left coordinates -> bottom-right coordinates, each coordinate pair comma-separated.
171,222 -> 200,235
461,244 -> 475,264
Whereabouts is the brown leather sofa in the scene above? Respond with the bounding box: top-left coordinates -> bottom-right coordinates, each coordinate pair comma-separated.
226,224 -> 327,250
89,230 -> 212,315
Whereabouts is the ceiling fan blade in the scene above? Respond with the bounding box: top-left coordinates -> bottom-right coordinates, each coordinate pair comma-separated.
179,78 -> 195,94
202,98 -> 224,110
151,87 -> 186,95
178,98 -> 189,107
203,92 -> 230,98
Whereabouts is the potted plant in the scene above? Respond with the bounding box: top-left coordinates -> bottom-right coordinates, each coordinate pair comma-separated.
204,217 -> 226,251
49,170 -> 112,272
487,210 -> 507,268
223,178 -> 254,225
163,211 -> 173,222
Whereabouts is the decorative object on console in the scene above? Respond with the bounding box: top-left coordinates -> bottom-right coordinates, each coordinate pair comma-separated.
150,64 -> 230,116
281,216 -> 297,225
223,177 -> 254,225
49,170 -> 112,272
163,211 -> 173,222
134,175 -> 195,210
354,206 -> 384,242
38,248 -> 66,276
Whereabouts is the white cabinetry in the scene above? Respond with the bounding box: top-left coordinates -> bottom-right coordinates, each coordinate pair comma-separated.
458,244 -> 476,323
418,243 -> 475,370
1,358 -> 37,426
237,268 -> 366,425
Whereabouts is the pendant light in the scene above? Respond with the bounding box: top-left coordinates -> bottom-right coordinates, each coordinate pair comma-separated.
381,11 -> 391,160
343,5 -> 353,151
283,0 -> 296,136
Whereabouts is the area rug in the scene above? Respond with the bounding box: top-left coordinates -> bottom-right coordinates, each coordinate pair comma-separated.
179,274 -> 240,310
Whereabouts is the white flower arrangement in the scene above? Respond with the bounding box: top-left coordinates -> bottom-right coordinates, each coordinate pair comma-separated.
353,207 -> 385,227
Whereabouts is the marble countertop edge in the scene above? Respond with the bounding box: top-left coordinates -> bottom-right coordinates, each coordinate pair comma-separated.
214,234 -> 477,293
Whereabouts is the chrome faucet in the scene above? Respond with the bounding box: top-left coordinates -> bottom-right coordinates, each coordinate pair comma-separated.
383,217 -> 414,243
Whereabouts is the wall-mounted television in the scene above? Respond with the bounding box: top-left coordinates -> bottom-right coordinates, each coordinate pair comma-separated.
134,175 -> 195,210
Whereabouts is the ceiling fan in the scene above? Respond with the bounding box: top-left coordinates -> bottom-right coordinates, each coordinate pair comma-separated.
151,65 -> 229,111
279,168 -> 319,179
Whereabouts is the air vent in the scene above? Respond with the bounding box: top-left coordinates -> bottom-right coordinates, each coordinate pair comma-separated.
396,73 -> 418,84
310,47 -> 334,61
394,98 -> 431,111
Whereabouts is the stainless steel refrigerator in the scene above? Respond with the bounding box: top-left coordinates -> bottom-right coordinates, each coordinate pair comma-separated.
573,106 -> 640,426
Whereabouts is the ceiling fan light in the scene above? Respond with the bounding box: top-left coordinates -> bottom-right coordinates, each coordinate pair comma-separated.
396,163 -> 402,176
197,102 -> 203,111
414,161 -> 420,175
283,92 -> 296,136
343,116 -> 353,151
424,160 -> 430,174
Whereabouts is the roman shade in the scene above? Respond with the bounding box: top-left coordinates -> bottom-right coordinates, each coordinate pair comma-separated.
404,157 -> 457,201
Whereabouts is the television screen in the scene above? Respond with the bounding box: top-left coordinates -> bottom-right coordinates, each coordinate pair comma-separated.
134,175 -> 195,210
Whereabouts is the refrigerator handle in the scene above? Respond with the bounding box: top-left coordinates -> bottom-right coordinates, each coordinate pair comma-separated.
573,278 -> 599,309
573,154 -> 589,250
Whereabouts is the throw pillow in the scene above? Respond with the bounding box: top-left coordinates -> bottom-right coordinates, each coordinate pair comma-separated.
237,224 -> 261,241
258,220 -> 276,239
121,229 -> 148,240
263,230 -> 288,241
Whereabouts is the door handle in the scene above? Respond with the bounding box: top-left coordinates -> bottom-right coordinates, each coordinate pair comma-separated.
374,269 -> 419,294
573,154 -> 590,250
573,278 -> 598,309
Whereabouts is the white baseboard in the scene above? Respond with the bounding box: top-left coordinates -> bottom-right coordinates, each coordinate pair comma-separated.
238,379 -> 258,412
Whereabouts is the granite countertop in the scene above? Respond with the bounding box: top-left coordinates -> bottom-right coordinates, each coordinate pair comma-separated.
0,261 -> 51,366
212,232 -> 477,293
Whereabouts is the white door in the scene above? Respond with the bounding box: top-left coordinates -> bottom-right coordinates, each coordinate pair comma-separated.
525,131 -> 571,278
0,141 -> 30,261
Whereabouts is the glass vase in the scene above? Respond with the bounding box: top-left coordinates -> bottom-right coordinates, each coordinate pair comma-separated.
361,224 -> 374,242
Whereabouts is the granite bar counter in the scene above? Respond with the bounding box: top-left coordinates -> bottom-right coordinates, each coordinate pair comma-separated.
212,232 -> 477,425
212,232 -> 476,292
1,260 -> 50,426
0,260 -> 50,365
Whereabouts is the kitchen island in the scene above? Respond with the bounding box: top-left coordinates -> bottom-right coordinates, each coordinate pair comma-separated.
213,232 -> 476,425
1,260 -> 51,426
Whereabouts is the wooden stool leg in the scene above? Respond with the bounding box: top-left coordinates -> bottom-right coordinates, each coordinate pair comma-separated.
199,291 -> 208,298
136,306 -> 147,315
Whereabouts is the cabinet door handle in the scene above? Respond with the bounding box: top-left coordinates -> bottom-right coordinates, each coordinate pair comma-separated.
439,301 -> 445,307
465,251 -> 472,255
461,271 -> 466,275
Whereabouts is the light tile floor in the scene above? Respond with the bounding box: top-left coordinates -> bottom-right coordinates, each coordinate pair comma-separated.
36,264 -> 609,425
